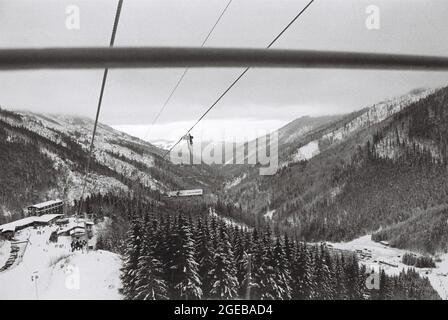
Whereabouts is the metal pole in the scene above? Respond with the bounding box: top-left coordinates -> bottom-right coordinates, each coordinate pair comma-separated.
0,47 -> 448,71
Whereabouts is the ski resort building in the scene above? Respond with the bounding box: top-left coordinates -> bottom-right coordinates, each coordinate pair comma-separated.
166,189 -> 204,198
57,219 -> 94,239
27,199 -> 63,216
0,214 -> 63,239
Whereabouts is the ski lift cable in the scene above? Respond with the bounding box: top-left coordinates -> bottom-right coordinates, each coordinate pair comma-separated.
148,0 -> 234,129
77,0 -> 124,216
163,0 -> 315,159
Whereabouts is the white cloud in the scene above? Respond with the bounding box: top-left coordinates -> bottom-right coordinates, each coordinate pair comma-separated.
113,118 -> 287,144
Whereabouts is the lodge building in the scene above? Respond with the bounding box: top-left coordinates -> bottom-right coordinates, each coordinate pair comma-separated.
0,214 -> 63,239
27,199 -> 63,216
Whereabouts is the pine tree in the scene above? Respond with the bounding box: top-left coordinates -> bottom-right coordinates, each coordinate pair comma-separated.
210,223 -> 239,299
234,227 -> 250,297
244,229 -> 263,299
344,255 -> 364,300
260,244 -> 278,300
378,269 -> 393,300
173,215 -> 202,300
320,246 -> 336,299
134,232 -> 168,300
312,246 -> 333,299
120,217 -> 143,299
356,264 -> 368,300
334,255 -> 347,299
271,237 -> 292,299
158,215 -> 176,296
241,229 -> 257,299
293,243 -> 313,299
195,217 -> 214,297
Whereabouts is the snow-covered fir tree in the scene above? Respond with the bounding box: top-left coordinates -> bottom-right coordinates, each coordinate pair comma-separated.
134,215 -> 168,300
172,215 -> 202,300
210,223 -> 239,299
194,217 -> 215,296
120,217 -> 143,300
113,203 -> 440,301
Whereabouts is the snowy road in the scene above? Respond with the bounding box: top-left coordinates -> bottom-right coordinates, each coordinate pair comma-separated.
330,235 -> 448,300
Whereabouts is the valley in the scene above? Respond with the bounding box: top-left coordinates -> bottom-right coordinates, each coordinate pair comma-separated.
1,85 -> 448,299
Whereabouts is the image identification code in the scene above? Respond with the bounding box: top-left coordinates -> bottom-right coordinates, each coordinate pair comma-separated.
174,304 -> 273,317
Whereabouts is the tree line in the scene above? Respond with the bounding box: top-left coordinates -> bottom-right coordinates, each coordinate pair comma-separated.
119,211 -> 439,300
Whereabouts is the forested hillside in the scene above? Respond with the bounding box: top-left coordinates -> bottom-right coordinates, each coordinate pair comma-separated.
78,191 -> 439,300
119,210 -> 439,300
310,86 -> 448,251
0,124 -> 59,219
79,194 -> 439,300
223,87 -> 448,254
0,107 -> 221,223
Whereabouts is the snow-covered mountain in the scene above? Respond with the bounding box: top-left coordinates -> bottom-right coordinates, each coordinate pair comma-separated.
220,89 -> 435,188
289,88 -> 436,163
0,109 -> 218,220
222,86 -> 448,254
151,139 -> 176,150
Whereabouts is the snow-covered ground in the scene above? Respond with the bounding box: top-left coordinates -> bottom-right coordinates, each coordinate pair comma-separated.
209,208 -> 252,231
0,225 -> 122,300
224,173 -> 247,190
293,140 -> 320,161
264,209 -> 276,220
42,250 -> 122,300
329,235 -> 448,300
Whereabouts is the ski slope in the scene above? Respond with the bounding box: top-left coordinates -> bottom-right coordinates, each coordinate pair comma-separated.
330,235 -> 448,300
0,225 -> 122,300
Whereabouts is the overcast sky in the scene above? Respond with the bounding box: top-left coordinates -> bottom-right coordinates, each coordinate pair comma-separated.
0,0 -> 447,142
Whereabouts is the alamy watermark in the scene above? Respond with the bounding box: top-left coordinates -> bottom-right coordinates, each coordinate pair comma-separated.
365,5 -> 380,30
65,264 -> 80,290
65,5 -> 80,30
169,129 -> 279,176
365,269 -> 380,290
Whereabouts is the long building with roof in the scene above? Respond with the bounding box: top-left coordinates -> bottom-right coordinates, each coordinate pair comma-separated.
0,214 -> 63,239
27,199 -> 63,216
